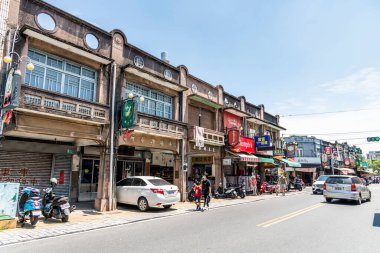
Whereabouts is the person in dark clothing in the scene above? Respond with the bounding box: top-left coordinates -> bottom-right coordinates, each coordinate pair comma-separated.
201,175 -> 212,211
256,174 -> 262,195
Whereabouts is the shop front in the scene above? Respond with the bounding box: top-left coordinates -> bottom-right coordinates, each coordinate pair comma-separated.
118,129 -> 183,190
0,139 -> 74,199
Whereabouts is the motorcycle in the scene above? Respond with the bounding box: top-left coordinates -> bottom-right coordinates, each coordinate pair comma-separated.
214,183 -> 226,199
235,184 -> 246,198
18,187 -> 42,227
260,181 -> 276,194
42,178 -> 75,222
287,179 -> 302,191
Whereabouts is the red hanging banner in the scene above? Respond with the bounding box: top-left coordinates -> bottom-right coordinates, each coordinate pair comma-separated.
230,136 -> 255,154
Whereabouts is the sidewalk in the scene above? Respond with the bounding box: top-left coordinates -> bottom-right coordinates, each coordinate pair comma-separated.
0,188 -> 310,247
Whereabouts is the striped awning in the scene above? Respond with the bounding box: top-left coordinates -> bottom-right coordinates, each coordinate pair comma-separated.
237,154 -> 260,163
295,168 -> 316,173
279,158 -> 301,168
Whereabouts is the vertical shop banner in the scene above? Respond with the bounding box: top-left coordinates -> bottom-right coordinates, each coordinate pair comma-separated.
2,68 -> 21,109
195,126 -> 205,148
324,146 -> 331,156
121,100 -> 136,129
223,112 -> 241,129
230,136 -> 255,154
255,135 -> 271,147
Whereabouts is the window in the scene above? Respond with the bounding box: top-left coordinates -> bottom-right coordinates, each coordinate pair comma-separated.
296,149 -> 304,157
326,177 -> 351,185
148,179 -> 171,186
117,178 -> 133,186
132,178 -> 147,186
25,49 -> 97,101
126,82 -> 173,119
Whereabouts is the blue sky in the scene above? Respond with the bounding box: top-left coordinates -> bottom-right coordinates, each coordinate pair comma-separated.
46,0 -> 380,154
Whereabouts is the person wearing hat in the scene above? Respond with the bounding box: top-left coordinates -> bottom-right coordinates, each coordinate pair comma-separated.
201,175 -> 212,211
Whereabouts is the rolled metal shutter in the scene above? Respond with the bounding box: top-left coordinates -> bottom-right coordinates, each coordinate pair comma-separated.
52,155 -> 72,198
0,151 -> 52,192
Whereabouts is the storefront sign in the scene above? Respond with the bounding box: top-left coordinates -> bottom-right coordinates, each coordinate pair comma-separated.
286,144 -> 296,158
121,100 -> 137,129
227,129 -> 240,146
223,158 -> 232,166
295,157 -> 321,164
152,152 -> 174,167
255,135 -> 271,147
2,68 -> 21,109
324,146 -> 331,155
321,154 -> 328,163
230,136 -> 255,154
223,112 -> 241,129
192,156 -> 213,164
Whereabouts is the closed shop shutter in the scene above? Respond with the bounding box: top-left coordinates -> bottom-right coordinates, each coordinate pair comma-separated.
52,155 -> 72,198
0,151 -> 52,192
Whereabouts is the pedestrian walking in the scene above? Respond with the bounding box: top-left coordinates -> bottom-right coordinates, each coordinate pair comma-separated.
193,180 -> 202,211
278,174 -> 287,196
256,174 -> 262,195
201,175 -> 212,211
250,173 -> 257,196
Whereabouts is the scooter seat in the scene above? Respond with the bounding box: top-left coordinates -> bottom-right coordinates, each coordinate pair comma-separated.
30,197 -> 40,200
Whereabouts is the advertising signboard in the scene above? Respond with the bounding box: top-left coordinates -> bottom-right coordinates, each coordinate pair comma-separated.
255,135 -> 271,147
0,183 -> 20,219
230,136 -> 255,154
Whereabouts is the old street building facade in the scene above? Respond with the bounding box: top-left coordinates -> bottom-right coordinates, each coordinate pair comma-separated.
0,0 -> 286,211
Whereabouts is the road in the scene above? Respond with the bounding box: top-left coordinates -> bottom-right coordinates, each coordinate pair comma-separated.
2,185 -> 380,253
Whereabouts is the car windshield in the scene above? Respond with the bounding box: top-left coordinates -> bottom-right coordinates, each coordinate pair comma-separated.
148,179 -> 171,186
317,176 -> 329,181
326,177 -> 352,184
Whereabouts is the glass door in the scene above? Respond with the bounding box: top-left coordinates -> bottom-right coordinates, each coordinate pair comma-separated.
79,159 -> 99,201
116,160 -> 145,181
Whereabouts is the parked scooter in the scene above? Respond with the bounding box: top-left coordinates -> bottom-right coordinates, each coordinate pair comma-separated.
42,178 -> 75,222
235,183 -> 246,198
260,181 -> 276,194
214,183 -> 226,199
18,187 -> 42,227
287,178 -> 302,191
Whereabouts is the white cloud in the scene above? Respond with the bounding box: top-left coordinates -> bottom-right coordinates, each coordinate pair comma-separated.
320,68 -> 380,97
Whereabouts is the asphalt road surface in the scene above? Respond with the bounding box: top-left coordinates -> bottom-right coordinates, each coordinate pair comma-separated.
3,185 -> 380,253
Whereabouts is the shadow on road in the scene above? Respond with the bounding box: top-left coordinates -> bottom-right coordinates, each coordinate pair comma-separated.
117,203 -> 178,213
373,213 -> 380,227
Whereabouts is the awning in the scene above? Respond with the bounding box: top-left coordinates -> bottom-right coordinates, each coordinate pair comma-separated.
258,157 -> 277,165
277,158 -> 301,168
295,168 -> 316,173
237,154 -> 260,162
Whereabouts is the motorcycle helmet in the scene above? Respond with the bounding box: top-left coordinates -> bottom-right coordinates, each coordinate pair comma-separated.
50,178 -> 58,187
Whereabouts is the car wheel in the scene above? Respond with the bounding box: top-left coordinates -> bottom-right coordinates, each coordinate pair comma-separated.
163,205 -> 172,209
356,195 -> 362,205
325,198 -> 332,203
367,192 -> 371,202
138,197 -> 149,212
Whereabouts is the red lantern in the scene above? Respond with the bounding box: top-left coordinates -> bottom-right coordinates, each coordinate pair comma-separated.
227,129 -> 240,147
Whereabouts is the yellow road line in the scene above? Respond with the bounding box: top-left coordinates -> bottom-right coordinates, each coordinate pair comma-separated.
257,203 -> 325,228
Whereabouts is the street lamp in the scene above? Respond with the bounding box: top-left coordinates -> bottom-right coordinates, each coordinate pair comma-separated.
127,92 -> 145,102
3,51 -> 34,71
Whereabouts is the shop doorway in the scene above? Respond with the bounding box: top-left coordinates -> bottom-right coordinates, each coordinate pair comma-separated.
116,160 -> 144,182
79,159 -> 99,201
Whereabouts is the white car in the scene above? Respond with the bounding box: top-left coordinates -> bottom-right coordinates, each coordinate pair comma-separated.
312,175 -> 330,194
116,176 -> 180,211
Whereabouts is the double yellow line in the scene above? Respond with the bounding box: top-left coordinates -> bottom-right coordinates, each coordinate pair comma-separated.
257,203 -> 325,228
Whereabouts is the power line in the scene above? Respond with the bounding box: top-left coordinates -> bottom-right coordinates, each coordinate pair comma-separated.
283,130 -> 380,136
281,108 -> 380,117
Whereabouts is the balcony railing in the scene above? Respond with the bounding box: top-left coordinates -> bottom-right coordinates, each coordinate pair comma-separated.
188,126 -> 225,146
21,86 -> 108,122
134,113 -> 186,139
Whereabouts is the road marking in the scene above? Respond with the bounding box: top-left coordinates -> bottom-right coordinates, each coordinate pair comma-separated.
257,203 -> 325,228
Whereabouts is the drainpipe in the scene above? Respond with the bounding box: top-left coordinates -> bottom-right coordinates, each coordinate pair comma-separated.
109,63 -> 117,211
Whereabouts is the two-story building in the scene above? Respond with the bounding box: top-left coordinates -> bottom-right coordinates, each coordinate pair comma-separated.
0,0 -> 115,211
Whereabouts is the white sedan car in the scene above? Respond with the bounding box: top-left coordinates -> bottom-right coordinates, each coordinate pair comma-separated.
116,176 -> 180,211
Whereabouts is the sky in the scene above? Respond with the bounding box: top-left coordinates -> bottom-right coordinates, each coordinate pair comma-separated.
45,0 -> 380,155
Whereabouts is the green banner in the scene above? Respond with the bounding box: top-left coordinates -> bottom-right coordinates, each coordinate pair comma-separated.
121,100 -> 136,129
